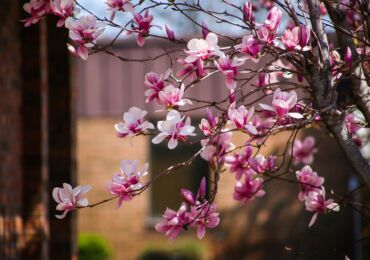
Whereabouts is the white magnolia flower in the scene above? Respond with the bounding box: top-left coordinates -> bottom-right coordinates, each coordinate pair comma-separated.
152,110 -> 196,149
115,107 -> 154,138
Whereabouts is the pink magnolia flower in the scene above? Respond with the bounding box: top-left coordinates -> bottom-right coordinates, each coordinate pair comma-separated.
292,136 -> 318,165
144,70 -> 170,103
155,203 -> 187,240
344,113 -> 364,146
304,189 -> 339,227
180,177 -> 219,239
106,0 -> 133,12
158,84 -> 192,108
296,165 -> 324,201
200,132 -> 234,163
199,109 -> 219,136
52,183 -> 91,219
256,73 -> 276,96
105,0 -> 134,20
184,33 -> 222,63
251,114 -> 275,134
228,104 -> 257,135
226,145 -> 254,179
188,203 -> 220,239
50,0 -> 75,27
22,0 -> 51,27
356,47 -> 370,57
330,49 -> 342,66
176,58 -> 206,81
257,25 -> 275,44
132,10 -> 159,47
264,6 -> 282,32
344,113 -> 363,134
214,55 -> 245,90
261,0 -> 274,9
115,107 -> 154,138
236,35 -> 263,62
65,15 -> 105,60
152,110 -> 196,149
248,154 -> 275,174
282,28 -> 298,51
259,88 -> 303,119
282,25 -> 311,51
181,177 -> 207,206
106,160 -> 148,207
233,176 -> 265,205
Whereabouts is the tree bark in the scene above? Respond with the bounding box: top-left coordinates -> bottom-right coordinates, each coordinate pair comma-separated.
307,0 -> 370,186
323,1 -> 370,125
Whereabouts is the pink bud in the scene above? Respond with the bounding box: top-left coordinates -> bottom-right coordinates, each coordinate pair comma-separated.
345,47 -> 352,66
195,58 -> 205,78
229,90 -> 236,103
206,109 -> 217,127
180,189 -> 196,205
258,72 -> 267,87
298,25 -> 310,48
201,22 -> 209,39
197,177 -> 207,198
297,73 -> 304,82
165,25 -> 175,42
320,2 -> 327,15
243,2 -> 255,25
267,155 -> 276,170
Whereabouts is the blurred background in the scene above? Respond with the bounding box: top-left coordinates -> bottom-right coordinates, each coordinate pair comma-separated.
1,1 -> 370,260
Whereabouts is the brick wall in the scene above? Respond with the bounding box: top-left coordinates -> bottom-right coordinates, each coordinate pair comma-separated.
0,1 -> 23,258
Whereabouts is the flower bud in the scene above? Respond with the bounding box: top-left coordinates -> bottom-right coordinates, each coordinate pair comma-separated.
243,2 -> 255,25
345,47 -> 352,66
181,189 -> 196,205
165,25 -> 175,42
298,25 -> 310,48
197,177 -> 207,198
201,22 -> 209,39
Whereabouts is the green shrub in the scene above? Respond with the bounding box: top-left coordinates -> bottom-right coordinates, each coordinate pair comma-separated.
138,240 -> 204,260
78,233 -> 112,260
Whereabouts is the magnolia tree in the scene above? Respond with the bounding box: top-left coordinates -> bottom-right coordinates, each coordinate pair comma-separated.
24,0 -> 370,243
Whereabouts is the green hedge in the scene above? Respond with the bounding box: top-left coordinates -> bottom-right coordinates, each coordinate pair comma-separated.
78,233 -> 112,260
138,240 -> 204,260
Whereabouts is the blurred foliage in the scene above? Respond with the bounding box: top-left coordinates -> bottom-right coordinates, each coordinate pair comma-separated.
78,233 -> 112,260
138,240 -> 204,260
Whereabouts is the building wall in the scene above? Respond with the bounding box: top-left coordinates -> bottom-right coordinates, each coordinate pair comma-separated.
74,42 -> 229,118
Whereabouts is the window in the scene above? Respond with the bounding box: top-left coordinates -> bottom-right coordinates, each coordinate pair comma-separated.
149,122 -> 209,218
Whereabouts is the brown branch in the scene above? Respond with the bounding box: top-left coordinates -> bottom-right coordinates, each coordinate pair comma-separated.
323,1 -> 370,125
307,0 -> 370,187
324,114 -> 370,186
